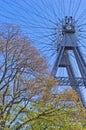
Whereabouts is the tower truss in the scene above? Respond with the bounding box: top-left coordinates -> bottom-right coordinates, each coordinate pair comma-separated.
51,16 -> 86,107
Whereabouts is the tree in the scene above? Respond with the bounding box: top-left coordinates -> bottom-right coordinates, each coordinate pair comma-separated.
0,23 -> 49,129
15,88 -> 86,130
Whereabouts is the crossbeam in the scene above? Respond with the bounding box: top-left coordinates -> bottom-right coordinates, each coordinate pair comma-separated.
55,77 -> 86,86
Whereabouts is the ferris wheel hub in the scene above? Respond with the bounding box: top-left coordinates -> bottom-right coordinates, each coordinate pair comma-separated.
62,16 -> 75,34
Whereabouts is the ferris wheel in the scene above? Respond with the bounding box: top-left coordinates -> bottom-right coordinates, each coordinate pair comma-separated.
0,0 -> 86,107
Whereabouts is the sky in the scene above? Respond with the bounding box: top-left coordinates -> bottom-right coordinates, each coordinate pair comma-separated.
0,0 -> 86,106
0,0 -> 86,80
0,0 -> 86,74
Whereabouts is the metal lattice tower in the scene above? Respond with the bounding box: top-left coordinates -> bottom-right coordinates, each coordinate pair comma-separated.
51,16 -> 86,107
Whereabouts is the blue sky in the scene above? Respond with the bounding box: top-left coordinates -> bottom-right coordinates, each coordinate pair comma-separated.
0,0 -> 86,73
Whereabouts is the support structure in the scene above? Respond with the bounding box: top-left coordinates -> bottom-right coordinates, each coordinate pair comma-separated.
51,16 -> 86,107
